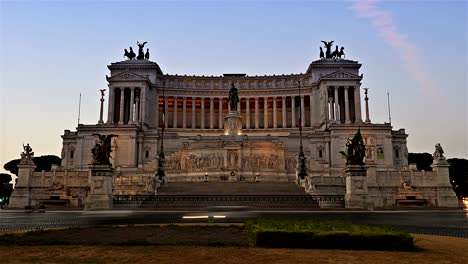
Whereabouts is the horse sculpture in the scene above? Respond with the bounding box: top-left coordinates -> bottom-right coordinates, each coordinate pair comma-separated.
337,47 -> 345,58
124,47 -> 136,60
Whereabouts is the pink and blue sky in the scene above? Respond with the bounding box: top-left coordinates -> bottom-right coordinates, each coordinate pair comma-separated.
0,0 -> 467,172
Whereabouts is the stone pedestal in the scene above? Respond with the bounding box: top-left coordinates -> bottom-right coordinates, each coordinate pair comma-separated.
85,164 -> 114,210
344,165 -> 370,209
432,159 -> 458,207
224,111 -> 242,136
9,162 -> 35,208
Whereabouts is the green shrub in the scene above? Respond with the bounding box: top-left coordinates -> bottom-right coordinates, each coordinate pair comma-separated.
246,218 -> 415,251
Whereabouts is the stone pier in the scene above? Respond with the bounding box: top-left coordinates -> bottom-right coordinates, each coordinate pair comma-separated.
344,165 -> 370,209
85,164 -> 114,210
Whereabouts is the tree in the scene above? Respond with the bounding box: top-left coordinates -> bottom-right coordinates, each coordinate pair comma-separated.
0,173 -> 12,184
448,158 -> 468,198
3,155 -> 62,176
0,173 -> 13,207
3,159 -> 20,176
408,153 -> 433,171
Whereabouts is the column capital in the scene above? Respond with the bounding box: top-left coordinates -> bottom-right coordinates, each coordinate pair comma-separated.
183,96 -> 187,100
300,95 -> 305,98
282,96 -> 286,99
210,97 -> 214,100
272,96 -> 277,99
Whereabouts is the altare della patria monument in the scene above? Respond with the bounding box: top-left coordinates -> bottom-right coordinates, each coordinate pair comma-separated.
9,41 -> 458,210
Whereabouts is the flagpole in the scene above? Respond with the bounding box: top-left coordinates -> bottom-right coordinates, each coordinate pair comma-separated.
77,93 -> 82,126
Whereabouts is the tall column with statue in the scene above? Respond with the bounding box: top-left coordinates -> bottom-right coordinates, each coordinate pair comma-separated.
9,144 -> 36,208
85,134 -> 117,210
431,144 -> 458,207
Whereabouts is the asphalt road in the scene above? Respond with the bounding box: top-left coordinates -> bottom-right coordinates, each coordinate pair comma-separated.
1,209 -> 468,238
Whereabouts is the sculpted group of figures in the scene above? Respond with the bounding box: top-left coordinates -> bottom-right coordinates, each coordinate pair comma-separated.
124,41 -> 150,60
242,154 -> 282,170
166,152 -> 287,171
320,40 -> 345,59
91,134 -> 117,165
166,153 -> 224,171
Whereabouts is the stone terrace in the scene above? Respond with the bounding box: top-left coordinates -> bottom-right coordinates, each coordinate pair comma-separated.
157,182 -> 307,195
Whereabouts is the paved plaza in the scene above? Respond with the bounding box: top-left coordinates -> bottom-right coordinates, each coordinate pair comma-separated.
1,209 -> 467,238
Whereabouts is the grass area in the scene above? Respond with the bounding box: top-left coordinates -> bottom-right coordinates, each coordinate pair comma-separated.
245,218 -> 415,251
0,225 -> 248,247
0,235 -> 467,264
0,219 -> 415,250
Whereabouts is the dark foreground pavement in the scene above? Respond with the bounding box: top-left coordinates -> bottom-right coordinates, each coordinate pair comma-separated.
1,209 -> 468,238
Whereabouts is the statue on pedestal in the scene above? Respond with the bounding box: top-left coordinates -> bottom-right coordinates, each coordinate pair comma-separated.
20,143 -> 34,163
136,41 -> 147,60
91,134 -> 117,165
228,82 -> 239,112
433,143 -> 445,161
340,129 -> 366,165
321,40 -> 334,58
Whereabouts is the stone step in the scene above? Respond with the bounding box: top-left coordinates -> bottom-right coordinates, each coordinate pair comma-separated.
113,194 -> 323,209
157,182 -> 307,195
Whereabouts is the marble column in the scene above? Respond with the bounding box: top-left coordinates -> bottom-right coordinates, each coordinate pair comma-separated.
182,97 -> 187,128
329,97 -> 335,120
118,87 -> 125,125
273,97 -> 277,128
218,98 -> 223,129
300,95 -> 305,127
354,86 -> 363,123
334,86 -> 339,122
264,97 -> 268,128
192,97 -> 196,128
254,97 -> 259,129
282,96 -> 286,128
107,87 -> 115,124
173,96 -> 178,128
237,101 -> 241,113
141,88 -> 146,125
210,97 -> 214,129
245,98 -> 250,129
309,93 -> 314,127
200,97 -> 205,129
291,96 -> 296,128
344,86 -> 351,124
129,88 -> 135,124
135,95 -> 140,123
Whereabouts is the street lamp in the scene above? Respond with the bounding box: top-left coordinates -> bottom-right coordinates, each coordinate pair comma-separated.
297,81 -> 307,180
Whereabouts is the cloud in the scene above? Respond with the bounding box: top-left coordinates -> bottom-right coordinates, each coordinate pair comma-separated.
350,0 -> 436,95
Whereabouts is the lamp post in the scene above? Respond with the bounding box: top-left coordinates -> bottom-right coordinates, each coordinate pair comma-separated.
155,82 -> 166,190
297,81 -> 307,181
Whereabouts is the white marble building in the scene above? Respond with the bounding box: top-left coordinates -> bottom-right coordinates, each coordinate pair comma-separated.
45,52 -> 456,208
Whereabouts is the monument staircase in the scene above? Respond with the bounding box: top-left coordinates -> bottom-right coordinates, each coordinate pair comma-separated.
113,182 -> 345,210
